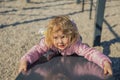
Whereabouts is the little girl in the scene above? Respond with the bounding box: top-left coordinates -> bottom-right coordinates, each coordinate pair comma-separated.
19,15 -> 112,75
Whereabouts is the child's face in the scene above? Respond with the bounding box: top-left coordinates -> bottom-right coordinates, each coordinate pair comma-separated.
52,31 -> 70,51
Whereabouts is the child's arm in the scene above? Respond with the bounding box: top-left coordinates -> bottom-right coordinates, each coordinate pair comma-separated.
74,42 -> 112,75
19,38 -> 48,72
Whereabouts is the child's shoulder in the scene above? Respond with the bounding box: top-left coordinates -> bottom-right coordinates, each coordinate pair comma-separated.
71,39 -> 82,47
39,37 -> 45,43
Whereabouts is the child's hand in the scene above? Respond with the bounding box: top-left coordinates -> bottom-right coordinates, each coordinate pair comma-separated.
103,60 -> 113,75
18,59 -> 27,73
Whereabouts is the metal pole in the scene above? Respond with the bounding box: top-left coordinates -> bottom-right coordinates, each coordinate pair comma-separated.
76,0 -> 81,4
89,0 -> 93,19
93,0 -> 106,46
82,0 -> 85,12
26,0 -> 30,3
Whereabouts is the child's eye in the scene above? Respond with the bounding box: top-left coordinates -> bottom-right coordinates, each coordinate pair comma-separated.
53,36 -> 58,39
61,35 -> 65,38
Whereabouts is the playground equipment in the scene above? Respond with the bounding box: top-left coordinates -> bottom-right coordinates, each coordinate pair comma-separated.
76,0 -> 107,46
93,0 -> 106,46
76,0 -> 93,19
16,56 -> 113,80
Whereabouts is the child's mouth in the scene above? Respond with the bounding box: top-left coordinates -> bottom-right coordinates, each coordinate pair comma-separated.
58,45 -> 65,48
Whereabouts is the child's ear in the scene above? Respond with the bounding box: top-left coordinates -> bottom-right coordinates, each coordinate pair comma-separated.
69,36 -> 73,44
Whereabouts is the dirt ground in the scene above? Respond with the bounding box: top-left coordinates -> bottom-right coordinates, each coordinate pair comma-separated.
0,0 -> 120,80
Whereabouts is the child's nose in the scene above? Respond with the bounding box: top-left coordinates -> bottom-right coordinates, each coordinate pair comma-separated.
58,38 -> 63,43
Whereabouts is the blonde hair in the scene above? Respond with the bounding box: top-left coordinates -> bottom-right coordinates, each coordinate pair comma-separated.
45,15 -> 80,48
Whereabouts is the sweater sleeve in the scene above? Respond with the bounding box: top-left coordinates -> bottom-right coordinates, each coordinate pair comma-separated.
74,41 -> 111,68
21,38 -> 48,64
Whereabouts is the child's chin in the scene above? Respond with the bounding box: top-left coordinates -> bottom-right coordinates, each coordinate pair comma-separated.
58,48 -> 65,51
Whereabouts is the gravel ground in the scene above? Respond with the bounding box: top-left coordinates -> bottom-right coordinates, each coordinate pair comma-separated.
0,0 -> 120,80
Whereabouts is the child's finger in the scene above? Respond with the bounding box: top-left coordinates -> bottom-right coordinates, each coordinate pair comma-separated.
23,67 -> 27,72
18,67 -> 23,73
104,68 -> 107,75
108,69 -> 113,75
18,66 -> 27,73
